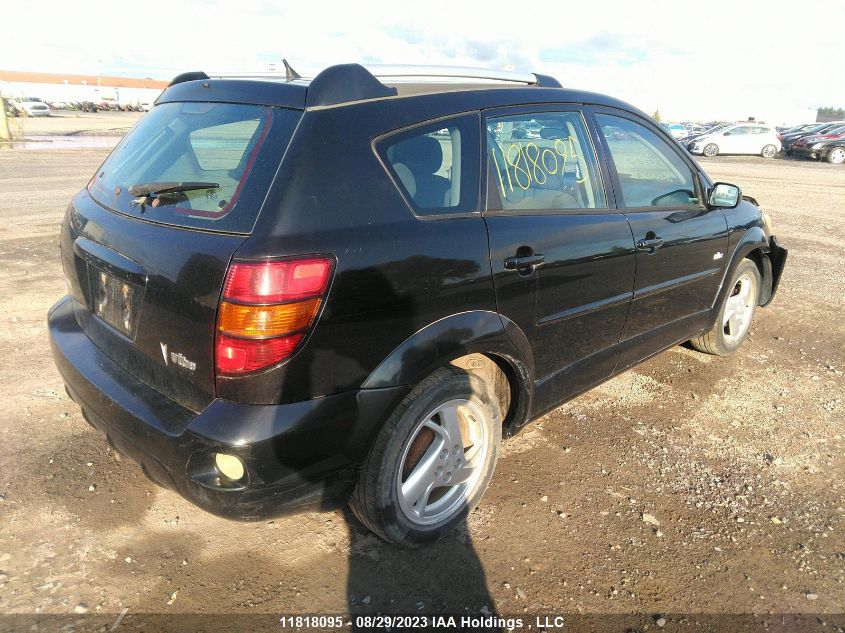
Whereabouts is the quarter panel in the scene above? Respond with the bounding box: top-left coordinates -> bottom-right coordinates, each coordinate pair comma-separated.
223,107 -> 496,404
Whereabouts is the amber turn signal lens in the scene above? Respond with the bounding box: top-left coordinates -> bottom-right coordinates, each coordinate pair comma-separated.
218,298 -> 320,338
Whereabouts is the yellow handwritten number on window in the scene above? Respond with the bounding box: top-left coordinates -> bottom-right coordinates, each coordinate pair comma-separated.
494,135 -> 586,199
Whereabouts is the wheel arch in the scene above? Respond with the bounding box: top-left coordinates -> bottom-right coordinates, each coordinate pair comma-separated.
715,227 -> 771,310
361,311 -> 534,434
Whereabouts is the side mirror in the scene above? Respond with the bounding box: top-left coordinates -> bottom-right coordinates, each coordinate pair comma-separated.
709,182 -> 741,208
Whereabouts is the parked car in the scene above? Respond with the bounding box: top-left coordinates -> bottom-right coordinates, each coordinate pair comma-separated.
791,127 -> 845,160
683,124 -> 706,137
661,122 -> 687,138
688,122 -> 781,158
69,101 -> 99,113
683,122 -> 731,145
9,96 -> 50,117
779,123 -> 818,135
48,64 -> 787,546
781,122 -> 845,153
511,120 -> 542,139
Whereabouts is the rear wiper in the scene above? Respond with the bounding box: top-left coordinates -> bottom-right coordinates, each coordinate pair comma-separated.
128,181 -> 219,197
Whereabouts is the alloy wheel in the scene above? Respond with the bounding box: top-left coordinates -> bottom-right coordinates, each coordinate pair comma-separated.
828,147 -> 845,164
396,399 -> 489,526
723,272 -> 757,345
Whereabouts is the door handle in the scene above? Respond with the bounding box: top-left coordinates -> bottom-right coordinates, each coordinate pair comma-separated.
503,254 -> 545,272
635,237 -> 664,254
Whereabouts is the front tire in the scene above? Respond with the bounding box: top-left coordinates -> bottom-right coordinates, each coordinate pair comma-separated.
690,258 -> 761,356
703,143 -> 719,157
761,144 -> 777,159
827,147 -> 845,164
350,366 -> 502,546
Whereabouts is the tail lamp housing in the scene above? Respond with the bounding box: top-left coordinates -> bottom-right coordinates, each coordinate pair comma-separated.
215,257 -> 333,376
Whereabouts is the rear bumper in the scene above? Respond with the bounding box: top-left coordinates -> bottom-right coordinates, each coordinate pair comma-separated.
48,296 -> 407,520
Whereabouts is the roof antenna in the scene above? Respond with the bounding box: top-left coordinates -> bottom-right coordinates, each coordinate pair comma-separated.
282,59 -> 301,81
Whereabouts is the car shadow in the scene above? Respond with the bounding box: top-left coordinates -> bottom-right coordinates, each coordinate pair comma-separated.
342,507 -> 499,630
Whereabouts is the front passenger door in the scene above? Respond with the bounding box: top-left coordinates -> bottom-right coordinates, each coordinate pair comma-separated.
594,111 -> 729,370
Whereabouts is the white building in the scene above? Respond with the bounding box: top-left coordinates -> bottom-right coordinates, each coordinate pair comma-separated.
0,69 -> 167,107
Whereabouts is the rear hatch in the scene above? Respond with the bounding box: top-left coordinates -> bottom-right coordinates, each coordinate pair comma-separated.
61,101 -> 302,412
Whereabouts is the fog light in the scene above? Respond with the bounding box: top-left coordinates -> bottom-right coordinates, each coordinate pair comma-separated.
214,453 -> 245,481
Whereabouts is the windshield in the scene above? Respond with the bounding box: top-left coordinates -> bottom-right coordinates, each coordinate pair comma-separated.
88,102 -> 301,233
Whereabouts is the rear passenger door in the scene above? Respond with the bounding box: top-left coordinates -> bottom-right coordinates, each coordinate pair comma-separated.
593,110 -> 729,369
482,107 -> 636,413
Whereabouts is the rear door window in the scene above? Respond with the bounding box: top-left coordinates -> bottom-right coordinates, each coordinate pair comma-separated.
88,102 -> 301,233
485,111 -> 605,211
377,114 -> 480,215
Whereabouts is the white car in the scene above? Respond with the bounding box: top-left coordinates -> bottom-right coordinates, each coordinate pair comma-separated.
688,123 -> 781,158
10,97 -> 51,117
663,123 -> 687,139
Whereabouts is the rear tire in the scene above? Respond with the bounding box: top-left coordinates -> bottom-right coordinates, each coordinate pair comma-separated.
761,144 -> 777,159
703,143 -> 719,157
350,366 -> 501,547
827,147 -> 845,164
690,258 -> 761,356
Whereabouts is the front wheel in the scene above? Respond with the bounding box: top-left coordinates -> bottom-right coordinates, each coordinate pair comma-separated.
690,258 -> 761,356
827,147 -> 845,164
703,143 -> 719,157
350,366 -> 502,546
761,144 -> 777,159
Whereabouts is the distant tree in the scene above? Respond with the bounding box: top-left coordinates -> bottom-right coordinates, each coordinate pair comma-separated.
652,110 -> 662,122
817,106 -> 845,122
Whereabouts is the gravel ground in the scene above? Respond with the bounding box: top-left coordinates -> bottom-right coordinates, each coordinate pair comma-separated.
0,146 -> 842,632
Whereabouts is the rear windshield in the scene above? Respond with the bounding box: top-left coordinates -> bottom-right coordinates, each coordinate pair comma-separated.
88,102 -> 301,233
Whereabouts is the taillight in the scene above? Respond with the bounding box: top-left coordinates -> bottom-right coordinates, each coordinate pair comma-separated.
215,258 -> 333,376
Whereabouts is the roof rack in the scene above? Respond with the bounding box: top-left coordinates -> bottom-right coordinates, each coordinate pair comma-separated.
304,64 -> 561,107
167,63 -> 562,108
361,64 -> 559,86
202,59 -> 303,83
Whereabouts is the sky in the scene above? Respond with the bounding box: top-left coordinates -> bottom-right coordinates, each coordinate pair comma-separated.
3,0 -> 843,123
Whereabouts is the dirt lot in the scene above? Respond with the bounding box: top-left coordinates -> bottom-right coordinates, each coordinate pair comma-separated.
0,139 -> 843,631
